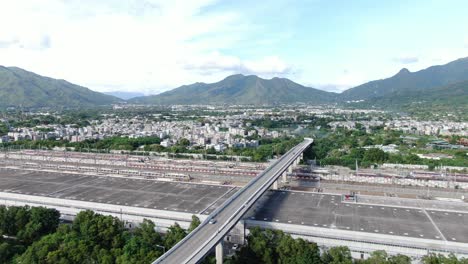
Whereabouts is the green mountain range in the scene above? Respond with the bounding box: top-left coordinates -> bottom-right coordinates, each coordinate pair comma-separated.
1,57 -> 468,110
131,57 -> 468,107
357,79 -> 468,111
341,57 -> 468,100
130,74 -> 336,105
0,66 -> 121,109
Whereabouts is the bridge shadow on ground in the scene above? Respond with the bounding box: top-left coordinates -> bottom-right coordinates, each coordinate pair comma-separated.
245,189 -> 289,222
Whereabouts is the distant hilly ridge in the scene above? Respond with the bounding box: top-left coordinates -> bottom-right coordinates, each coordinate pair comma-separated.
0,66 -> 121,109
360,79 -> 468,111
129,74 -> 337,105
104,91 -> 145,100
130,57 -> 468,107
341,57 -> 468,100
1,57 -> 468,109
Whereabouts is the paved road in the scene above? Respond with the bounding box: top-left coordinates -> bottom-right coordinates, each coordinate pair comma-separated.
153,139 -> 313,264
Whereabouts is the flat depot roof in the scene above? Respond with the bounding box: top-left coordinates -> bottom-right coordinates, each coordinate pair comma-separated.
0,168 -> 235,214
252,191 -> 468,243
1,168 -> 468,243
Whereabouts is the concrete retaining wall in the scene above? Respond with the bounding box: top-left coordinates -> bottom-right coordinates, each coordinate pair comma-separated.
0,192 -> 206,232
245,220 -> 468,259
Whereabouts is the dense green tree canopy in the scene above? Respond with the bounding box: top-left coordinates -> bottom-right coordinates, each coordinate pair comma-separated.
188,215 -> 201,232
3,205 -> 468,264
226,227 -> 321,264
0,208 -> 203,264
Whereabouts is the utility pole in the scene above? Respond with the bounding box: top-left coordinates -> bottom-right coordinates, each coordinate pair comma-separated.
355,159 -> 359,176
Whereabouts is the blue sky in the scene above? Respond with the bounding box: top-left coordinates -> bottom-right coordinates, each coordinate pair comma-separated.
1,0 -> 467,94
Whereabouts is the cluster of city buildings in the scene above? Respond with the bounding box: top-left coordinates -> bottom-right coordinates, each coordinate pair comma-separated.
1,116 -> 289,151
329,119 -> 468,136
363,144 -> 399,153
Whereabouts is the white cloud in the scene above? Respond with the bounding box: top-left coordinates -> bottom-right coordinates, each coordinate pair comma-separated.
243,56 -> 292,75
183,52 -> 293,77
0,0 -> 293,94
183,52 -> 242,73
315,70 -> 367,92
392,55 -> 419,64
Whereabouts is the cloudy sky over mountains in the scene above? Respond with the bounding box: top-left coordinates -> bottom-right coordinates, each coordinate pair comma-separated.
1,0 -> 468,94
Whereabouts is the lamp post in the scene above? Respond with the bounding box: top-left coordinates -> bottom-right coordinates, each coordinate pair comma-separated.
155,245 -> 166,254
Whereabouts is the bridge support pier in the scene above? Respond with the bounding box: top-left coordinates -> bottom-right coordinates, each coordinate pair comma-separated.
282,172 -> 287,183
292,153 -> 303,166
272,180 -> 279,190
216,241 -> 224,264
227,220 -> 245,245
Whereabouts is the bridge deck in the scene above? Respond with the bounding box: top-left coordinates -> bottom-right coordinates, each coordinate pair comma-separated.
154,139 -> 313,264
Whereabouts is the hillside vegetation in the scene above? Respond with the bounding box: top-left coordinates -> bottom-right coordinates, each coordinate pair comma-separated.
0,66 -> 121,109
